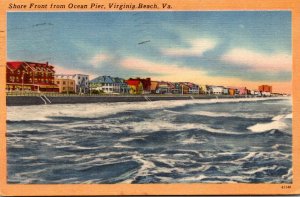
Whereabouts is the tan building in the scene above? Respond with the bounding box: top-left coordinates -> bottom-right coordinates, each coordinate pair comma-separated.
54,78 -> 75,93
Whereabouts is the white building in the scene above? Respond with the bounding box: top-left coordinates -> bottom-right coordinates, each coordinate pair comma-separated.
55,74 -> 89,94
207,85 -> 224,95
90,76 -> 129,94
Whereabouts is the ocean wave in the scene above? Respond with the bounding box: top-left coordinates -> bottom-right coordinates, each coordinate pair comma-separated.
7,97 -> 289,121
247,113 -> 291,133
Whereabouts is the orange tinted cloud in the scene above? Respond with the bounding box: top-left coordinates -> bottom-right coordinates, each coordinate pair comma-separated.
221,48 -> 291,72
121,57 -> 291,94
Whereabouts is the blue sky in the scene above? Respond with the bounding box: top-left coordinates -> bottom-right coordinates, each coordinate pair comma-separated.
7,11 -> 292,92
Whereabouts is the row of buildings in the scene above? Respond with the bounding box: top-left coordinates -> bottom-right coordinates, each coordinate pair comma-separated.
6,61 -> 275,96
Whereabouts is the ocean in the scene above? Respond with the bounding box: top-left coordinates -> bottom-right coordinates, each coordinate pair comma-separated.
6,97 -> 292,184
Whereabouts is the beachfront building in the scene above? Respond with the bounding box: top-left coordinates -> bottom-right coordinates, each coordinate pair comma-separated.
206,85 -> 224,95
6,61 -> 59,92
55,74 -> 89,94
90,75 -> 114,94
227,86 -> 248,95
223,87 -> 229,95
250,90 -> 262,96
140,78 -> 151,94
150,81 -> 158,94
90,76 -> 129,94
177,83 -> 189,94
156,81 -> 171,94
259,85 -> 272,93
228,87 -> 236,96
199,85 -> 208,94
113,77 -> 130,93
54,78 -> 75,93
183,82 -> 199,94
126,79 -> 143,94
170,83 -> 181,94
125,78 -> 151,94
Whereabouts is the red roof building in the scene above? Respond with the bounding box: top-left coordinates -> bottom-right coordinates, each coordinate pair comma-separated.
6,61 -> 59,92
125,79 -> 143,94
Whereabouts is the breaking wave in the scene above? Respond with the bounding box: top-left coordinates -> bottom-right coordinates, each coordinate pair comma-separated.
6,97 -> 292,183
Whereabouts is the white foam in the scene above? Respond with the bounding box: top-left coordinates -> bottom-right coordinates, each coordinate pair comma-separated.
247,112 -> 291,133
235,152 -> 257,161
190,111 -> 233,117
7,97 -> 289,121
285,113 -> 292,119
132,154 -> 156,177
242,165 -> 277,175
181,137 -> 205,145
247,121 -> 288,133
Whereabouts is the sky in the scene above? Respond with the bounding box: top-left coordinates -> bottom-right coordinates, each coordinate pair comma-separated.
7,11 -> 292,93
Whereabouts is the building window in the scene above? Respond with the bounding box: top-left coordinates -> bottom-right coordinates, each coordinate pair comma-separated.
56,81 -> 60,84
17,70 -> 20,74
29,78 -> 32,82
70,82 -> 73,85
63,81 -> 66,85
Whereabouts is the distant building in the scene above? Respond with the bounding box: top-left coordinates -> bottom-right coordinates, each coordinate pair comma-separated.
55,74 -> 89,94
227,86 -> 248,95
181,82 -> 199,94
90,76 -> 129,94
6,61 -> 59,92
126,79 -> 143,94
171,82 -> 181,94
206,85 -> 224,95
199,85 -> 208,94
156,81 -> 171,94
126,78 -> 151,94
223,87 -> 229,95
259,85 -> 272,93
54,78 -> 75,93
150,81 -> 159,94
140,78 -> 151,94
112,77 -> 130,93
127,78 -> 151,94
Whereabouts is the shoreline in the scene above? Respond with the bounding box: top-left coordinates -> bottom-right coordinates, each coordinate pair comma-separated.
6,94 -> 290,106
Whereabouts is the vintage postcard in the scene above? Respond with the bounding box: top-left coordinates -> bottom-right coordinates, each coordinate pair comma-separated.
0,0 -> 300,195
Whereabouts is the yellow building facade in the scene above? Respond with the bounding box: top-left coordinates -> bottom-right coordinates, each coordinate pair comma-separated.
54,78 -> 75,93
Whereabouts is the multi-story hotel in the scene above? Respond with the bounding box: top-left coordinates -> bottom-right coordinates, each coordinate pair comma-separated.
6,61 -> 59,92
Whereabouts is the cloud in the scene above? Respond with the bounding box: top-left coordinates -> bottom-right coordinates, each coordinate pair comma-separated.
161,38 -> 217,57
121,57 -> 209,82
221,48 -> 292,72
90,53 -> 111,67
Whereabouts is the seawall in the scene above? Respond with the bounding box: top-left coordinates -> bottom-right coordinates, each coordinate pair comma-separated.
6,94 -> 240,106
